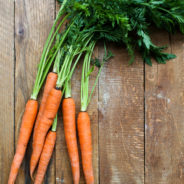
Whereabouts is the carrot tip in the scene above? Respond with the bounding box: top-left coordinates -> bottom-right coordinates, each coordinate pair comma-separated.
30,171 -> 34,181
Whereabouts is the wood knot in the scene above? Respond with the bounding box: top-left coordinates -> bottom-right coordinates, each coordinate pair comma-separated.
17,24 -> 25,40
18,27 -> 24,35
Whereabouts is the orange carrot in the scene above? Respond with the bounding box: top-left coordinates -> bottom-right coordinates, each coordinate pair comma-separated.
8,100 -> 38,184
62,98 -> 80,184
34,131 -> 56,184
33,72 -> 57,141
30,88 -> 62,178
77,112 -> 94,184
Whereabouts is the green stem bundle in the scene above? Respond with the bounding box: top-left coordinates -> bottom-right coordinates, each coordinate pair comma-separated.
31,3 -> 69,100
81,41 -> 96,111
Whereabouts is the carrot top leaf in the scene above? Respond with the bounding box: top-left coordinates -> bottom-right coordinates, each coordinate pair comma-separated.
56,0 -> 184,67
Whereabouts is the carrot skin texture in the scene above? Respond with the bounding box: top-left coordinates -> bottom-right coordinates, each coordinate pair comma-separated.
30,88 -> 62,178
62,98 -> 80,184
34,131 -> 56,184
8,100 -> 38,184
33,72 -> 57,141
77,112 -> 94,184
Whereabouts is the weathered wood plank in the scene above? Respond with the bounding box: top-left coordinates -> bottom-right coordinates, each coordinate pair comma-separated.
15,0 -> 55,183
56,41 -> 99,183
55,2 -> 71,184
99,44 -> 144,183
0,0 -> 14,183
169,33 -> 184,183
145,31 -> 184,183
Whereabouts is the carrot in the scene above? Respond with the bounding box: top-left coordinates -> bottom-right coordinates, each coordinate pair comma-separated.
33,72 -> 57,141
76,42 -> 96,184
30,88 -> 62,178
77,112 -> 94,184
34,130 -> 56,184
8,100 -> 38,184
77,43 -> 112,184
62,97 -> 80,184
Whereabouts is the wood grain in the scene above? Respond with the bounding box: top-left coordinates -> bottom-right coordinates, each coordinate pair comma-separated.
15,0 -> 55,183
99,44 -> 144,184
145,31 -> 184,183
0,0 -> 14,183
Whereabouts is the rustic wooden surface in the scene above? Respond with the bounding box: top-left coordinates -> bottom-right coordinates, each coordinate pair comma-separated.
98,44 -> 144,184
0,1 -> 14,183
145,31 -> 184,184
1,0 -> 184,184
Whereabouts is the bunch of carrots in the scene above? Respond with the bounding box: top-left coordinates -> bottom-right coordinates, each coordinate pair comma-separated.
8,2 -> 112,183
8,0 -> 184,183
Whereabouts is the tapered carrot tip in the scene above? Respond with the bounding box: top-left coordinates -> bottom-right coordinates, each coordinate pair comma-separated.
30,158 -> 36,180
30,170 -> 33,181
73,177 -> 80,184
30,170 -> 34,181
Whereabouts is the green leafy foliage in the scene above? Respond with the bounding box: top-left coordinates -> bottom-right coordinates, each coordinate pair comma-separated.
91,43 -> 114,68
57,0 -> 184,65
57,0 -> 63,3
91,58 -> 101,68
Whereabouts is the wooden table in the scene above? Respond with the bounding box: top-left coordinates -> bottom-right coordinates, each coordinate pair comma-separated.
1,1 -> 184,184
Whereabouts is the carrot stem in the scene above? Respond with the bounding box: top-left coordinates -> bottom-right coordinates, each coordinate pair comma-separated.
30,14 -> 61,99
31,9 -> 70,99
81,41 -> 96,112
81,42 -> 114,111
51,115 -> 58,132
87,64 -> 103,107
67,34 -> 94,81
53,50 -> 62,73
65,80 -> 72,98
